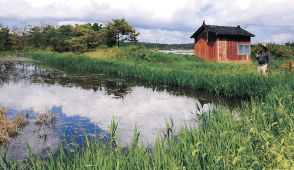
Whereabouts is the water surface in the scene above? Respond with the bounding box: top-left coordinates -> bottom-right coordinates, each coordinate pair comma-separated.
0,58 -> 234,160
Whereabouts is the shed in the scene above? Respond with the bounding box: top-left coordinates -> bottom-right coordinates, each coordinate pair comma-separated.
190,22 -> 255,61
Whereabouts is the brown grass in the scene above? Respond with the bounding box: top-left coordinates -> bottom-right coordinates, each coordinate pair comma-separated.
281,61 -> 294,71
83,47 -> 122,59
0,106 -> 29,145
34,111 -> 57,127
0,106 -> 57,145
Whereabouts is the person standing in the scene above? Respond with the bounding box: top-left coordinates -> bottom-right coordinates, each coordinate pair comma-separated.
256,43 -> 270,74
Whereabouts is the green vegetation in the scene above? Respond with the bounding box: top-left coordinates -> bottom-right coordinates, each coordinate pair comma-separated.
251,43 -> 294,60
19,46 -> 293,98
0,19 -> 139,52
0,27 -> 10,51
1,43 -> 293,169
2,85 -> 293,169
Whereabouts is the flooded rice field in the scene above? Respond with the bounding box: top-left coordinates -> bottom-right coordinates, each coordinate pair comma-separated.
0,57 -> 239,160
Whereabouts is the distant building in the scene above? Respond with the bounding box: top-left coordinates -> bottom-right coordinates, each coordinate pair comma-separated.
190,22 -> 255,61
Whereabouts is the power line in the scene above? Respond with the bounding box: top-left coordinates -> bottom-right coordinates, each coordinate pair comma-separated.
244,24 -> 294,28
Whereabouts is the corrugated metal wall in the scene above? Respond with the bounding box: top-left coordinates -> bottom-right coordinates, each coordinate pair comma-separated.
194,38 -> 251,61
226,41 -> 250,61
195,38 -> 207,60
195,38 -> 216,61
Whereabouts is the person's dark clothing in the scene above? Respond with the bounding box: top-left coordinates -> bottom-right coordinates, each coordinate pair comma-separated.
256,51 -> 270,66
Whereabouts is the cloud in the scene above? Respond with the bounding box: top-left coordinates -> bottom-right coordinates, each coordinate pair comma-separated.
266,33 -> 294,43
0,82 -> 197,144
0,0 -> 293,43
137,28 -> 193,44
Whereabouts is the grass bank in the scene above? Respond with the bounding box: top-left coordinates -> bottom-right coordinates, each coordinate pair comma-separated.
19,46 -> 294,98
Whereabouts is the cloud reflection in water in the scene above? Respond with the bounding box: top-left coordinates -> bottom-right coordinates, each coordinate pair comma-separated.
0,82 -> 197,145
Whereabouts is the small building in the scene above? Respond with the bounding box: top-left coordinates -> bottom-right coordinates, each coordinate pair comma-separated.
190,22 -> 255,61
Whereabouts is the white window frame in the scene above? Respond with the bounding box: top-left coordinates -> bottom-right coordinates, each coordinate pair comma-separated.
237,44 -> 250,55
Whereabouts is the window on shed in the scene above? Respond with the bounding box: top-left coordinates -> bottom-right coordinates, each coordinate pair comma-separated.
238,44 -> 250,55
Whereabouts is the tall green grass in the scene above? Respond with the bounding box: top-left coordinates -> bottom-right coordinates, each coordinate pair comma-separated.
2,85 -> 293,169
21,47 -> 293,98
1,47 -> 293,169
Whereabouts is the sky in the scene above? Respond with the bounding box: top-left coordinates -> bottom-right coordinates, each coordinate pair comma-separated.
0,0 -> 293,44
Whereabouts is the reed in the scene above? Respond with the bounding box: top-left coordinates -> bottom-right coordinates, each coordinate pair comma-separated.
0,107 -> 29,146
1,47 -> 293,169
21,47 -> 293,98
1,85 -> 293,169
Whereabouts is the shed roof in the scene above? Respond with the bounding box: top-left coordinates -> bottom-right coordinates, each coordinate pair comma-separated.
190,23 -> 255,38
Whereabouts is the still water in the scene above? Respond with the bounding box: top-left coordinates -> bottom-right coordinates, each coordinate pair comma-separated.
0,57 -> 234,160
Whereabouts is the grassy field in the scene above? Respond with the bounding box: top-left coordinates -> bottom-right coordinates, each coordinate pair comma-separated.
16,46 -> 293,98
1,47 -> 294,169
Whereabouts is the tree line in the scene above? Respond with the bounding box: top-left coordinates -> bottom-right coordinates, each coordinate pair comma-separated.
0,19 -> 139,52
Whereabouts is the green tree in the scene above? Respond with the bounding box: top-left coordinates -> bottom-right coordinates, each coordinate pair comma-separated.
42,25 -> 57,48
92,23 -> 103,32
104,19 -> 139,47
27,25 -> 44,48
0,25 -> 11,51
65,24 -> 102,51
27,24 -> 57,49
50,25 -> 74,52
0,19 -> 139,52
9,26 -> 24,50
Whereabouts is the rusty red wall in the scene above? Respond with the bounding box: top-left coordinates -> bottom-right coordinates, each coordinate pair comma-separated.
226,41 -> 251,61
194,38 -> 251,61
194,38 -> 217,61
195,38 -> 207,60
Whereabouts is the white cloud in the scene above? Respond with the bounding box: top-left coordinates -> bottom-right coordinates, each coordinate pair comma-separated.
58,20 -> 88,25
0,0 -> 293,43
266,33 -> 294,43
137,28 -> 193,44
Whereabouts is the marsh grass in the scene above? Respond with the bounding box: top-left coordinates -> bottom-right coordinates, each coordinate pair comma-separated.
0,108 -> 58,146
22,47 -> 294,98
84,46 -> 123,59
1,85 -> 293,169
34,111 -> 57,127
0,107 -> 29,145
1,47 -> 293,169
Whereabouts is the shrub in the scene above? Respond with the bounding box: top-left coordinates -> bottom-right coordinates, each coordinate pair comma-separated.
251,43 -> 294,59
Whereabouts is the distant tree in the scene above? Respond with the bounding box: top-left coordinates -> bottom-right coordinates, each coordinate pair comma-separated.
26,25 -> 55,49
92,23 -> 103,32
19,25 -> 30,49
129,29 -> 140,43
27,25 -> 44,48
42,25 -> 57,48
285,42 -> 294,48
0,19 -> 140,52
104,19 -> 139,47
65,24 -> 102,51
9,26 -> 24,50
0,25 -> 11,51
50,25 -> 74,52
251,43 -> 294,59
